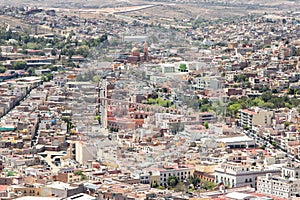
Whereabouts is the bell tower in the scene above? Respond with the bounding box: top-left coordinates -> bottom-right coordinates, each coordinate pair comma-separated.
143,42 -> 148,62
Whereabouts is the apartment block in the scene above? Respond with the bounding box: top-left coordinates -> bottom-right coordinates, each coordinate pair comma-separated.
257,173 -> 300,199
240,107 -> 274,129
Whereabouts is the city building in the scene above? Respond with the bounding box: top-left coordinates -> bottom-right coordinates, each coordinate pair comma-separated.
216,136 -> 256,149
157,164 -> 195,187
240,107 -> 274,129
214,162 -> 281,188
193,76 -> 222,90
257,173 -> 300,198
198,112 -> 216,124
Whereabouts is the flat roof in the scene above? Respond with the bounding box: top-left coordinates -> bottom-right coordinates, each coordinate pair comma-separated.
66,82 -> 93,85
46,182 -> 77,190
124,35 -> 148,39
225,192 -> 256,200
216,136 -> 255,143
16,77 -> 42,81
16,197 -> 60,200
64,193 -> 96,200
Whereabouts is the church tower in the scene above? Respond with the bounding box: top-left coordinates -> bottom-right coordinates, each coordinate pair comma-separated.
143,42 -> 149,62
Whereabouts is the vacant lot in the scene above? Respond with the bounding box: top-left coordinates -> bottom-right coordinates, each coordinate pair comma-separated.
1,0 -> 299,20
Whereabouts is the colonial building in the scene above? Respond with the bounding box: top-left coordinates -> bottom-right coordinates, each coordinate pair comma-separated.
214,162 -> 281,188
156,164 -> 195,187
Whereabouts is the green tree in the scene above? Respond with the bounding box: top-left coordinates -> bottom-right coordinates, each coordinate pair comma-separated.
68,48 -> 75,59
187,176 -> 201,187
146,98 -> 156,105
150,91 -> 158,99
74,171 -> 87,180
151,181 -> 159,188
0,64 -> 6,73
26,42 -> 42,50
39,52 -> 46,56
182,96 -> 199,111
167,176 -> 179,187
284,121 -> 291,129
262,102 -> 274,109
92,75 -> 100,83
81,174 -> 88,180
156,98 -> 171,108
211,100 -> 226,115
7,171 -> 14,176
261,91 -> 273,102
204,121 -> 209,129
228,103 -> 241,116
242,81 -> 251,89
94,115 -> 101,123
252,97 -> 264,107
234,74 -> 248,83
74,171 -> 83,175
41,73 -> 53,82
12,61 -> 27,70
76,45 -> 89,57
49,65 -> 58,72
27,67 -> 35,75
260,145 -> 266,150
201,180 -> 217,191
